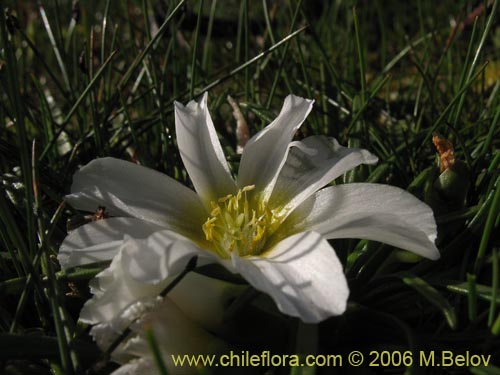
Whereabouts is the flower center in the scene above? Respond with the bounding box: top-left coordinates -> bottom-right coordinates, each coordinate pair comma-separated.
202,185 -> 276,258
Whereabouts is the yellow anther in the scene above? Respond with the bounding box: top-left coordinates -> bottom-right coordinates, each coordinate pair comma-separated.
201,185 -> 278,258
227,196 -> 237,211
218,194 -> 232,203
254,225 -> 265,242
242,185 -> 255,192
202,217 -> 217,241
210,206 -> 221,217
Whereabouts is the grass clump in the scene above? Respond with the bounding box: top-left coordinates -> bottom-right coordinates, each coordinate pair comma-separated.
0,0 -> 499,373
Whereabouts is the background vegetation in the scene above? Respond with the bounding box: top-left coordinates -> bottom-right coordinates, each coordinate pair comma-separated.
0,0 -> 499,373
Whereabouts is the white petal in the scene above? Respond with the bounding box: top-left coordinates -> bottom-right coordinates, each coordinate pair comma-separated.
94,297 -> 224,375
79,234 -> 213,326
232,231 -> 349,323
168,272 -> 247,331
139,298 -> 228,357
119,298 -> 228,375
270,135 -> 377,214
67,157 -> 206,238
284,183 -> 440,259
174,92 -> 237,206
110,358 -> 157,375
88,298 -> 161,349
79,246 -> 167,325
118,233 -> 245,330
58,217 -> 163,269
237,95 -> 314,201
120,231 -> 208,284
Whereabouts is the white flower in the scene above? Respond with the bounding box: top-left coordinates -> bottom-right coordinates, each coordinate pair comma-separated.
59,93 -> 439,327
106,296 -> 229,375
85,241 -> 240,375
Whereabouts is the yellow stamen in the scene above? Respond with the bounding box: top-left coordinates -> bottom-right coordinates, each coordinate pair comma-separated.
201,185 -> 278,258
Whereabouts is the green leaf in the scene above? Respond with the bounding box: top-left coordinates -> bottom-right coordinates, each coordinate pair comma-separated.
402,276 -> 457,329
447,283 -> 500,304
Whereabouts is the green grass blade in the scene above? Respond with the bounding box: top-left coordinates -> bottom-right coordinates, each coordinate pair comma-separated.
402,276 -> 457,329
118,0 -> 187,90
146,327 -> 169,375
475,174 -> 500,273
189,0 -> 204,99
40,50 -> 118,160
39,3 -> 71,92
200,26 -> 307,94
489,249 -> 499,327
